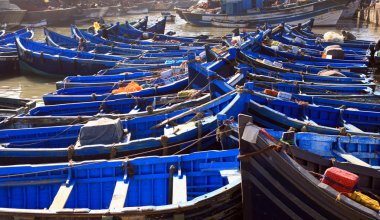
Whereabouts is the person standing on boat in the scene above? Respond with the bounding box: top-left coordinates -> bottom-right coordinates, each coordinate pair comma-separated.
342,30 -> 356,41
77,38 -> 86,52
100,27 -> 109,40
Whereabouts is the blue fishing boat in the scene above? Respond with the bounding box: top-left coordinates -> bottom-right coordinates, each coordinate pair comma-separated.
55,66 -> 187,89
1,94 -> 211,129
254,35 -> 369,65
16,37 -> 186,77
31,92 -> 207,117
240,33 -> 369,73
129,17 -> 166,34
0,89 -> 242,164
72,26 -> 166,51
55,71 -> 156,89
0,149 -> 241,219
46,28 -> 198,59
293,132 -> 379,167
45,28 -> 147,56
132,16 -> 148,30
237,115 -> 380,219
106,22 -> 195,43
0,29 -> 34,75
267,26 -> 368,56
282,25 -> 375,50
216,115 -> 380,195
43,76 -> 188,105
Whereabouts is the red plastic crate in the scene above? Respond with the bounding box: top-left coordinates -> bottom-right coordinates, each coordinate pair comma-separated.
321,167 -> 359,193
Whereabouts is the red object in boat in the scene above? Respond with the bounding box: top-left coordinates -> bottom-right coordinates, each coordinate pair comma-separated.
321,167 -> 359,194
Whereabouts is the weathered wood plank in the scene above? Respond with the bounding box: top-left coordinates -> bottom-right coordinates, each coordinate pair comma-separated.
172,175 -> 187,204
49,181 -> 75,211
109,178 -> 130,211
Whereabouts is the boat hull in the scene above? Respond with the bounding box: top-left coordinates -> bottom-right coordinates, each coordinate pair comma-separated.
341,0 -> 361,19
22,7 -> 78,26
80,7 -> 109,19
183,4 -> 344,26
0,55 -> 19,75
238,114 -> 380,220
0,10 -> 26,29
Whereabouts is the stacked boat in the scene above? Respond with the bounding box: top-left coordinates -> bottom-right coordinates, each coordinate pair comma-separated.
0,18 -> 379,219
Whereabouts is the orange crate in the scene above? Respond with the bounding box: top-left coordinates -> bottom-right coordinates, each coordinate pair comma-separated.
321,167 -> 358,193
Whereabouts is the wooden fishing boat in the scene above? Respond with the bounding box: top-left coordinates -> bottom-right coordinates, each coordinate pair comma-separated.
217,118 -> 380,194
1,93 -> 210,129
282,25 -> 375,50
55,67 -> 187,89
340,0 -> 361,19
42,76 -> 188,105
107,22 -> 194,43
20,19 -> 47,28
162,12 -> 176,22
55,71 -> 156,89
132,16 -> 149,31
105,4 -> 122,17
16,37 -> 124,77
22,7 -> 78,26
181,0 -> 346,27
145,17 -> 166,34
237,114 -> 380,219
292,132 -> 380,167
0,96 -> 36,126
125,6 -> 149,15
77,6 -> 109,19
123,18 -> 167,35
32,92 -> 197,117
17,37 -> 184,77
71,26 -> 167,51
44,28 -> 147,56
0,3 -> 26,30
0,96 -> 36,116
235,49 -> 371,83
252,81 -> 373,95
255,36 -> 369,65
151,1 -> 174,11
0,53 -> 18,75
0,28 -> 33,75
136,1 -> 156,10
0,89 -> 240,164
241,84 -> 379,136
211,19 -> 249,28
241,32 -> 369,73
0,149 -> 241,219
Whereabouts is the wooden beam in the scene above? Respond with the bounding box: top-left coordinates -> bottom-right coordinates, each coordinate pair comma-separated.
109,178 -> 130,211
49,181 -> 75,211
333,150 -> 371,167
172,175 -> 187,204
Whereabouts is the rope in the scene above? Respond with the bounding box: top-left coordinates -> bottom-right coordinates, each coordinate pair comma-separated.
237,144 -> 280,159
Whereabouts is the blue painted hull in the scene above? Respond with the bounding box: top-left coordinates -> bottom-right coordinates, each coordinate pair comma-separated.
0,90 -> 242,164
43,77 -> 188,105
0,149 -> 241,219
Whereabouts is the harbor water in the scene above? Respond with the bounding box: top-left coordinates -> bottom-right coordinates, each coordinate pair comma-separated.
1,12 -> 379,100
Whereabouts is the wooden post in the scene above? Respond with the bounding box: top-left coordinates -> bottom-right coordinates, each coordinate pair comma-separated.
168,165 -> 176,204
